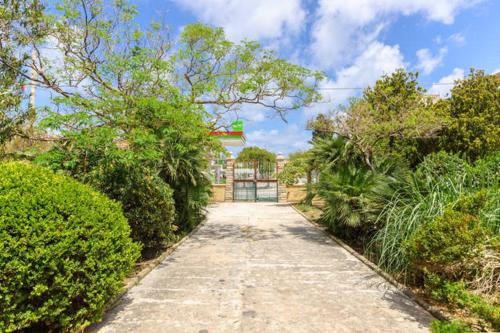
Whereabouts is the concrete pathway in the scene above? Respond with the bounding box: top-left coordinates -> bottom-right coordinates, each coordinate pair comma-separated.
89,203 -> 433,333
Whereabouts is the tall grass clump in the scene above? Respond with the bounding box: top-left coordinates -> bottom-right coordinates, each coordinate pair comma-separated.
368,152 -> 499,281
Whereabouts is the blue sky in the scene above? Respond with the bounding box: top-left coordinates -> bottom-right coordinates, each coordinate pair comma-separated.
41,0 -> 500,156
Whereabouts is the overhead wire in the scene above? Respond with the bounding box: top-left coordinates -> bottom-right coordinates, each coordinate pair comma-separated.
316,82 -> 456,90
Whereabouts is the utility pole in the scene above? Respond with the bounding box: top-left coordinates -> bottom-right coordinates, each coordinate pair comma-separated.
28,49 -> 37,133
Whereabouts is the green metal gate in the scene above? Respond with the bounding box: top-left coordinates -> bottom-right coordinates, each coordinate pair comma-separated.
233,161 -> 278,202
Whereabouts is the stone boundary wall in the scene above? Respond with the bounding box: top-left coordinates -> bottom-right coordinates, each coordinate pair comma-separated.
276,156 -> 287,203
211,157 -> 310,203
285,184 -> 324,206
210,184 -> 226,202
224,158 -> 234,201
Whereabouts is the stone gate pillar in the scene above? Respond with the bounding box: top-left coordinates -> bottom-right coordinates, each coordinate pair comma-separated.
224,157 -> 234,202
276,153 -> 287,203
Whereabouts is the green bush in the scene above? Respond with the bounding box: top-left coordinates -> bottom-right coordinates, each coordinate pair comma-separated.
317,165 -> 382,240
453,190 -> 489,215
88,164 -> 176,258
424,274 -> 467,304
312,136 -> 400,243
440,69 -> 500,162
426,276 -> 500,330
430,320 -> 472,333
472,152 -> 500,186
171,177 -> 211,233
415,151 -> 470,185
0,162 -> 140,332
296,203 -> 312,212
369,152 -> 499,279
404,208 -> 487,280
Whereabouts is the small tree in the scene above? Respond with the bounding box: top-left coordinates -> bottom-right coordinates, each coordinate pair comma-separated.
277,151 -> 310,185
441,69 -> 500,162
331,70 -> 447,168
236,146 -> 276,164
308,114 -> 334,140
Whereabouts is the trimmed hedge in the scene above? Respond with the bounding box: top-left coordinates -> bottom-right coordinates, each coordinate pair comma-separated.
88,164 -> 176,258
0,162 -> 141,332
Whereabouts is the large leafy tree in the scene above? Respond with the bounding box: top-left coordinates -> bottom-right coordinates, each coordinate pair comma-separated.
0,1 -> 323,131
441,69 -> 500,162
331,70 -> 447,168
176,23 -> 324,125
1,0 -> 322,239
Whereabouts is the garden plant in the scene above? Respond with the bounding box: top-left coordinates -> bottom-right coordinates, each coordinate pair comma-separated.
288,69 -> 500,331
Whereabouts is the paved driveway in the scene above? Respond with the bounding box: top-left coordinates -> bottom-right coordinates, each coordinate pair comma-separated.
89,203 -> 433,333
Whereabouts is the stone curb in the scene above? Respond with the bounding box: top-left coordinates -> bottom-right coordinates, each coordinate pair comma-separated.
84,210 -> 209,332
290,204 -> 449,322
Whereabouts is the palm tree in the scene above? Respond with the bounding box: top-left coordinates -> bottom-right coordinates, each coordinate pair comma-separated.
312,136 -> 401,242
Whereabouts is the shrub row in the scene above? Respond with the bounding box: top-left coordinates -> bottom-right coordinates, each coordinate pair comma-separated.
315,149 -> 499,330
88,163 -> 177,258
0,162 -> 141,332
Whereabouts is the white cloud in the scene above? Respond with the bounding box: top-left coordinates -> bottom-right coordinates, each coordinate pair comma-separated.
310,0 -> 482,70
305,41 -> 406,117
428,68 -> 464,97
334,42 -> 406,91
237,105 -> 268,122
173,0 -> 305,41
245,124 -> 310,154
416,47 -> 447,75
448,32 -> 466,44
492,69 -> 500,74
433,35 -> 443,44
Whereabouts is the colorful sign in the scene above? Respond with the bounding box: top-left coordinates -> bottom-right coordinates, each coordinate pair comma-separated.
209,120 -> 245,146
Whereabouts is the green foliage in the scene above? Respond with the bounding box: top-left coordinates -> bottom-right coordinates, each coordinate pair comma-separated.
404,208 -> 487,280
441,69 -> 500,162
329,70 -> 447,167
176,22 -> 324,116
236,146 -> 276,164
88,164 -> 176,258
36,98 -> 216,254
368,152 -> 499,279
309,135 -> 365,172
171,176 -> 212,233
414,151 -> 469,183
426,276 -> 500,330
277,151 -> 309,185
472,152 -> 500,191
317,165 -> 381,238
0,162 -> 140,332
296,203 -> 312,212
312,136 -> 405,242
430,320 -> 472,333
309,114 -> 335,140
